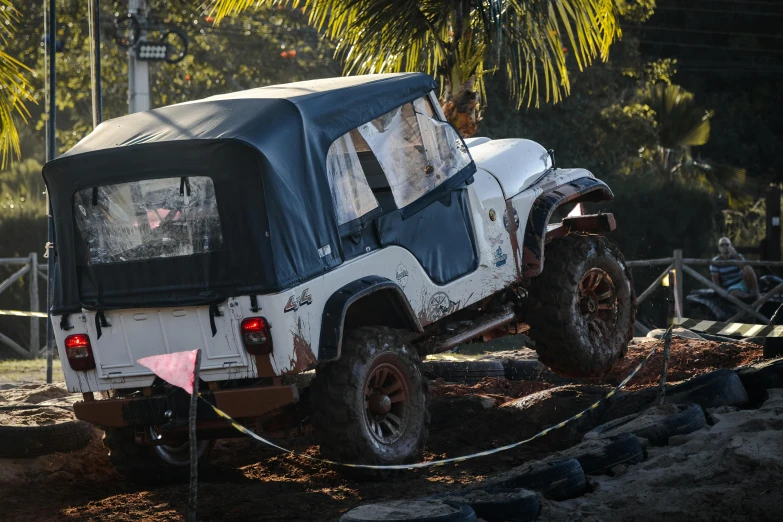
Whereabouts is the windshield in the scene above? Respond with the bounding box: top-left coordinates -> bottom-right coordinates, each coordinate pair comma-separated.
73,176 -> 223,265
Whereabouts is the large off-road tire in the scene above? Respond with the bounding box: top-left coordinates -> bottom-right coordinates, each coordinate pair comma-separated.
0,416 -> 94,458
103,426 -> 214,485
526,234 -> 636,378
310,327 -> 429,476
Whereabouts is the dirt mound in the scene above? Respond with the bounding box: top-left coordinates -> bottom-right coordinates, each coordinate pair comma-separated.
604,338 -> 762,388
0,383 -> 78,427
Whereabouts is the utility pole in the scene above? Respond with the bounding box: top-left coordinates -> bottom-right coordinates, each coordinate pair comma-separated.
128,0 -> 150,113
44,0 -> 56,383
89,0 -> 103,126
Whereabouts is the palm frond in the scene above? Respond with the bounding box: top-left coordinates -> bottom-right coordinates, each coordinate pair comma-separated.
643,83 -> 711,149
0,1 -> 34,168
207,0 -> 621,109
692,160 -> 746,190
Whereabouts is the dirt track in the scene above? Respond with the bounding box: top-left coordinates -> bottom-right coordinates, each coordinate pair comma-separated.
0,338 -> 771,521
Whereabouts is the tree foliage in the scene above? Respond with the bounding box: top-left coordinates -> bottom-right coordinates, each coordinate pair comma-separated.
0,1 -> 35,168
9,1 -> 340,156
208,0 -> 625,135
641,83 -> 747,204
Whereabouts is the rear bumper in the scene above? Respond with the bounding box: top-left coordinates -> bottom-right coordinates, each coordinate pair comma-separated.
73,384 -> 298,428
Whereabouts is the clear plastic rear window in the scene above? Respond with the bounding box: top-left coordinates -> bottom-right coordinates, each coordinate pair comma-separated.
73,176 -> 223,265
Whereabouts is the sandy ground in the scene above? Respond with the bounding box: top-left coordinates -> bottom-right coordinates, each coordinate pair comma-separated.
0,338 -> 775,521
0,383 -> 79,426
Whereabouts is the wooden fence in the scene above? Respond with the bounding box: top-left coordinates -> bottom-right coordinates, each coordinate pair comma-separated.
0,254 -> 45,358
627,249 -> 783,334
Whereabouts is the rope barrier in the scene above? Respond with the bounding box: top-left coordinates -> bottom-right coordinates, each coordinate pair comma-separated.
0,309 -> 47,318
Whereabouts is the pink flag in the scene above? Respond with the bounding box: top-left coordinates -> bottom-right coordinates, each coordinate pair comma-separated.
138,350 -> 199,395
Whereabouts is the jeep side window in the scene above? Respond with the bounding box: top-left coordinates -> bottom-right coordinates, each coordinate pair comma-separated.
356,97 -> 472,209
325,132 -> 380,226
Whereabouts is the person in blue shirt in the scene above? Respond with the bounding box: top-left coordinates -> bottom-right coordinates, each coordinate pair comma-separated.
710,237 -> 759,298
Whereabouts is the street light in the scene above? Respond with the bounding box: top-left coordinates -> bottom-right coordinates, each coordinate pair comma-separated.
137,41 -> 167,60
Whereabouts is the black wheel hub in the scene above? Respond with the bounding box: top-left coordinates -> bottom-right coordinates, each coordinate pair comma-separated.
578,268 -> 618,335
364,361 -> 409,444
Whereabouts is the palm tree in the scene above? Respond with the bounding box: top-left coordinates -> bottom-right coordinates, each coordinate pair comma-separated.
642,83 -> 747,204
0,1 -> 34,168
207,0 -> 622,136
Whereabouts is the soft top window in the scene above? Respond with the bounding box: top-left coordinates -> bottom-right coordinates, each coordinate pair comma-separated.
326,133 -> 380,226
74,176 -> 223,265
357,97 -> 472,210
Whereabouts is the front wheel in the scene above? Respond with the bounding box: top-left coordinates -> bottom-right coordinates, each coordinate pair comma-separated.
310,327 -> 429,474
526,235 -> 636,378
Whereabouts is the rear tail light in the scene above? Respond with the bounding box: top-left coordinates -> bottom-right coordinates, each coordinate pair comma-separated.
241,317 -> 273,355
64,334 -> 96,371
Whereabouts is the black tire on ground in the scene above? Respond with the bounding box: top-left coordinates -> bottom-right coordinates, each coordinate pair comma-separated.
584,403 -> 706,446
103,426 -> 214,485
0,418 -> 94,458
423,360 -> 506,384
310,327 -> 429,476
669,369 -> 749,410
503,359 -> 574,385
434,488 -> 540,522
341,501 -> 476,522
503,458 -> 586,501
575,434 -> 646,475
526,235 -> 636,379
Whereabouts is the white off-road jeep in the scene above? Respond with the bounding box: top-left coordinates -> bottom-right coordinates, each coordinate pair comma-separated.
43,73 -> 635,482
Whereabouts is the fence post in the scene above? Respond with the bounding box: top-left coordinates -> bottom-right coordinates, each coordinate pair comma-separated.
29,253 -> 40,358
766,185 -> 781,264
673,249 -> 684,320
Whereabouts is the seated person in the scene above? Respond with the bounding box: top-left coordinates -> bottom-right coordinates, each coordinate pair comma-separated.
709,237 -> 759,298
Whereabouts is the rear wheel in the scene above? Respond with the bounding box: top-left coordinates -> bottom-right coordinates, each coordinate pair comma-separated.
526,235 -> 636,378
103,426 -> 213,485
310,327 -> 429,475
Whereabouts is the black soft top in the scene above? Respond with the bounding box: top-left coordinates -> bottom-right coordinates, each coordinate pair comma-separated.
43,73 -> 476,314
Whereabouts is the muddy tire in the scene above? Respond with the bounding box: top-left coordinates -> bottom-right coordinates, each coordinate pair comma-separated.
103,426 -> 213,485
0,418 -> 94,458
434,488 -> 540,521
584,403 -> 706,446
310,327 -> 429,477
423,360 -> 506,383
526,235 -> 636,378
575,433 -> 646,475
342,500 -> 477,522
507,458 -> 586,500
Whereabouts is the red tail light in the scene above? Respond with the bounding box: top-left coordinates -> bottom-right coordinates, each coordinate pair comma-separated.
64,334 -> 96,371
241,317 -> 273,355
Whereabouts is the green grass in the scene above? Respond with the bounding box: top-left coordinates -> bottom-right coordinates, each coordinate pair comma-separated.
0,358 -> 64,385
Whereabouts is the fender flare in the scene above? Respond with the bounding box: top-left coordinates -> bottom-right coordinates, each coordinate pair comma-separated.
318,276 -> 422,361
523,176 -> 613,277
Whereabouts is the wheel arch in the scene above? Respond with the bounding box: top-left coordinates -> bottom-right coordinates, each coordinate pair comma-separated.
523,176 -> 613,278
318,276 -> 422,362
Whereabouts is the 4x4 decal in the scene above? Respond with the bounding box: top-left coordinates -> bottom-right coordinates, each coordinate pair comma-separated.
284,288 -> 313,313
